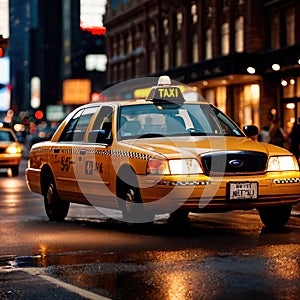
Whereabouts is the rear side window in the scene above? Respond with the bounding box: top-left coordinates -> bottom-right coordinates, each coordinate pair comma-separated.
59,107 -> 98,142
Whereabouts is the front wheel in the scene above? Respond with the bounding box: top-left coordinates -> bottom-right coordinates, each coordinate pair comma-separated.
117,170 -> 154,224
10,166 -> 19,177
44,180 -> 69,221
258,205 -> 292,229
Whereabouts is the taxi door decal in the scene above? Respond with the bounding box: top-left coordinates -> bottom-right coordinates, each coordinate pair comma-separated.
84,161 -> 103,175
85,160 -> 93,175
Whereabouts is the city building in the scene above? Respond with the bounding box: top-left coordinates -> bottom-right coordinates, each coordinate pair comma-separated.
104,0 -> 300,136
0,0 -> 10,115
7,0 -> 106,119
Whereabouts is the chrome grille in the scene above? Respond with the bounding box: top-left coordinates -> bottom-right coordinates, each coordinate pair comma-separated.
200,151 -> 268,175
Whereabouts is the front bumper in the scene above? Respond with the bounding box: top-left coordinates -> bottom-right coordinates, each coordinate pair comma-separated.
0,155 -> 22,167
139,172 -> 300,213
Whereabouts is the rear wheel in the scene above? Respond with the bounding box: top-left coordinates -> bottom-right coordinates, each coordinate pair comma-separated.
44,178 -> 69,221
258,205 -> 292,229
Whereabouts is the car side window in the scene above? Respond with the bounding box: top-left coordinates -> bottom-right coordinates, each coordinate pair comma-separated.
90,106 -> 114,140
59,107 -> 98,142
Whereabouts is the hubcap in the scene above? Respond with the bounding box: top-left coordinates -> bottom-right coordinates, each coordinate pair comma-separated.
125,188 -> 135,212
46,185 -> 54,208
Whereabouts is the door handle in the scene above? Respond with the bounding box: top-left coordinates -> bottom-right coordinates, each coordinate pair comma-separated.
80,149 -> 86,155
54,148 -> 60,153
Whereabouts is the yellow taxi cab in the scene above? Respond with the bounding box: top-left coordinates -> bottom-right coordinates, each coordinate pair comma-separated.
0,124 -> 22,176
25,76 -> 300,228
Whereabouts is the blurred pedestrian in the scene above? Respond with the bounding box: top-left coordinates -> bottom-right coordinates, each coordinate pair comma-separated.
290,117 -> 300,161
258,125 -> 270,143
269,118 -> 285,148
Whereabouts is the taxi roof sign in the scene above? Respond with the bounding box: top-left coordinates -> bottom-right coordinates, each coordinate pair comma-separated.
146,76 -> 185,104
157,75 -> 171,86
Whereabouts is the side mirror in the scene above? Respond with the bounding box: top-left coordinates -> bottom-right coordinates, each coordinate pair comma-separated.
243,125 -> 258,138
88,130 -> 108,144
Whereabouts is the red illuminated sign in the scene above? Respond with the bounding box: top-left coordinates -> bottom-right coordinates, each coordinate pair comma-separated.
80,22 -> 106,35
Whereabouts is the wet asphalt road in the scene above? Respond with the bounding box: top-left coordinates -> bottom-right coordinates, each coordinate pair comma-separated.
0,159 -> 300,299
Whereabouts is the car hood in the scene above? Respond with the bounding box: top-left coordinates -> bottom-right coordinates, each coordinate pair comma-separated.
121,136 -> 291,159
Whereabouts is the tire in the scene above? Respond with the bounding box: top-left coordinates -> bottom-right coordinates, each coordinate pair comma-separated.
117,168 -> 154,224
44,179 -> 70,221
169,210 -> 189,222
258,205 -> 292,229
10,166 -> 19,177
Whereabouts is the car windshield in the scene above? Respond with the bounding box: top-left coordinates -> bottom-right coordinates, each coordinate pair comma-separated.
0,130 -> 16,142
118,103 -> 243,139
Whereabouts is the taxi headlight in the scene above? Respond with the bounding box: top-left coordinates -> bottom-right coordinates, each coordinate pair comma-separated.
5,145 -> 22,154
147,158 -> 203,175
267,156 -> 299,171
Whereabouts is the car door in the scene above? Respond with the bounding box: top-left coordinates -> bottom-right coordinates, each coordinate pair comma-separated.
76,105 -> 116,208
52,107 -> 99,202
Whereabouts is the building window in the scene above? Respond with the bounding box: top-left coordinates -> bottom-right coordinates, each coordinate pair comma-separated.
206,29 -> 213,59
203,87 -> 226,114
113,65 -> 118,81
240,84 -> 260,127
222,0 -> 229,9
150,24 -> 155,43
135,29 -> 143,47
270,12 -> 280,49
119,63 -> 124,80
221,23 -> 230,55
192,33 -> 198,63
282,77 -> 300,134
112,39 -> 117,57
286,7 -> 295,46
150,50 -> 156,73
235,16 -> 244,52
163,44 -> 169,70
126,60 -> 131,77
191,4 -> 197,24
135,57 -> 140,77
177,12 -> 183,31
127,32 -> 132,53
282,77 -> 296,98
163,18 -> 169,35
206,1 -> 212,17
176,39 -> 183,66
204,89 -> 215,105
120,37 -> 124,55
216,86 -> 227,113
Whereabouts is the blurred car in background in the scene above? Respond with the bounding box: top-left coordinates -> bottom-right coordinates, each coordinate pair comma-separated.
0,125 -> 22,176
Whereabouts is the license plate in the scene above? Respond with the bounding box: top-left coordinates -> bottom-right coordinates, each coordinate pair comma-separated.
228,182 -> 258,200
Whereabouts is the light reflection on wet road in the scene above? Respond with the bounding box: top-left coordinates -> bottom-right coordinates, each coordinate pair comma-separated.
0,160 -> 300,299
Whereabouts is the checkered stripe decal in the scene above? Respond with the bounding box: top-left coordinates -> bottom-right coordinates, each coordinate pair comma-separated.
94,149 -> 151,160
158,181 -> 211,186
33,147 -> 151,160
273,178 -> 300,184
